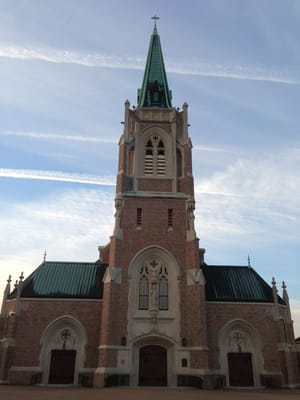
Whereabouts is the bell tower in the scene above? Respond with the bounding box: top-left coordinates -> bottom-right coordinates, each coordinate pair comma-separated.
95,19 -> 208,388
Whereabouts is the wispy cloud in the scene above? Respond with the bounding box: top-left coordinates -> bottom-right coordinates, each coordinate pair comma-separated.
1,130 -> 117,144
0,168 -> 115,186
0,187 -> 115,302
194,147 -> 300,243
168,61 -> 300,85
0,45 -> 144,69
1,44 -> 300,85
1,130 -> 238,154
193,144 -> 239,154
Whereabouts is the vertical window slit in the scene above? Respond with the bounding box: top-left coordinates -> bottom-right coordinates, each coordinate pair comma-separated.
168,209 -> 173,227
137,208 -> 142,226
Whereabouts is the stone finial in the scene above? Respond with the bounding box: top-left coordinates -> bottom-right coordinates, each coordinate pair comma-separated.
282,281 -> 289,302
248,254 -> 251,268
282,281 -> 292,321
1,275 -> 12,315
271,277 -> 279,318
19,272 -> 24,283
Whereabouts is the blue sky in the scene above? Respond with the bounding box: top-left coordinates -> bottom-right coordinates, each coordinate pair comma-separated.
0,0 -> 299,336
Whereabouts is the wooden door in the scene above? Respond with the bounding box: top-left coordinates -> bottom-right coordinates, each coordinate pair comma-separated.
49,350 -> 76,384
139,345 -> 167,386
228,352 -> 254,386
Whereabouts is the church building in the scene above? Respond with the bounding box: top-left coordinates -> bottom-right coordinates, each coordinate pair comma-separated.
0,21 -> 299,389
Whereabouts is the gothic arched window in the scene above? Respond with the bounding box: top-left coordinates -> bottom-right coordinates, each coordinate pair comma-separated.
144,136 -> 166,176
138,261 -> 169,311
145,140 -> 154,175
139,265 -> 149,310
159,266 -> 168,310
157,140 -> 165,176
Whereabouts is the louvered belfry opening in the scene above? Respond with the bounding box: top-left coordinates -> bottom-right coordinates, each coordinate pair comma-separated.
144,135 -> 166,176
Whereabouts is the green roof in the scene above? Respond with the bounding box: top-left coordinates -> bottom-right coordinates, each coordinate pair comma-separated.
137,25 -> 172,108
202,264 -> 285,304
9,261 -> 107,299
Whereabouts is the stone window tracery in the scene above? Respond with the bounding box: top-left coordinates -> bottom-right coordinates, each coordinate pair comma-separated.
138,259 -> 169,311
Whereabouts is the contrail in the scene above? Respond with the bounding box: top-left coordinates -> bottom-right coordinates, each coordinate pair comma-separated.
1,130 -> 118,144
1,45 -> 300,85
0,168 -> 116,186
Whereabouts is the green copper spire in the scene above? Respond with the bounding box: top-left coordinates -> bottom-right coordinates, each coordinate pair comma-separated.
137,17 -> 172,108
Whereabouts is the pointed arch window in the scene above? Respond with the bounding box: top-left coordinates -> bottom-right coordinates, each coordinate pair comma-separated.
159,266 -> 168,310
157,140 -> 166,175
145,140 -> 154,175
139,265 -> 149,310
144,135 -> 166,176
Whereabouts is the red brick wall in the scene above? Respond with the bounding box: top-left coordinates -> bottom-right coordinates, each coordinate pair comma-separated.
12,299 -> 102,368
111,204 -> 188,269
206,302 -> 282,371
137,178 -> 173,192
100,281 -> 127,347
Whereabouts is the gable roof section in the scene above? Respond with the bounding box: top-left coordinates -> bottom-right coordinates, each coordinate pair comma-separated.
9,261 -> 107,300
202,264 -> 285,304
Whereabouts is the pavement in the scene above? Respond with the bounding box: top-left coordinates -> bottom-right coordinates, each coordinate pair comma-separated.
1,386 -> 300,400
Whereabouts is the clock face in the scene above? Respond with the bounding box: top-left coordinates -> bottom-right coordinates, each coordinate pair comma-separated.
232,331 -> 244,346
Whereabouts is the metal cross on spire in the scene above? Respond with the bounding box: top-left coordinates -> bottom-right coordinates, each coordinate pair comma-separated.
151,14 -> 160,27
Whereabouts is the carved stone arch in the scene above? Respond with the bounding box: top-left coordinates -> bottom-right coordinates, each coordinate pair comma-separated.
132,331 -> 177,347
218,319 -> 263,387
39,315 -> 87,385
128,245 -> 180,278
136,126 -> 173,178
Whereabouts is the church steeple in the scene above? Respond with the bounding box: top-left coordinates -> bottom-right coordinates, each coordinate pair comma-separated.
137,17 -> 172,108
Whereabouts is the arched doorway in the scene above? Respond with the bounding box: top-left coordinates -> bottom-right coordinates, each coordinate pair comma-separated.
39,316 -> 87,385
139,345 -> 167,386
218,320 -> 262,387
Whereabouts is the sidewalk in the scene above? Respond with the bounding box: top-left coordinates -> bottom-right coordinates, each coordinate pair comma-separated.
1,386 -> 300,400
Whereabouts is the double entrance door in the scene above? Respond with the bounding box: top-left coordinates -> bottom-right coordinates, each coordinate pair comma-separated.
139,345 -> 167,386
48,350 -> 76,384
228,352 -> 254,386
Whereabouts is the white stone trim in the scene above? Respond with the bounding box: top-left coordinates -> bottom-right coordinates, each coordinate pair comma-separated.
39,315 -> 87,385
218,319 -> 263,387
